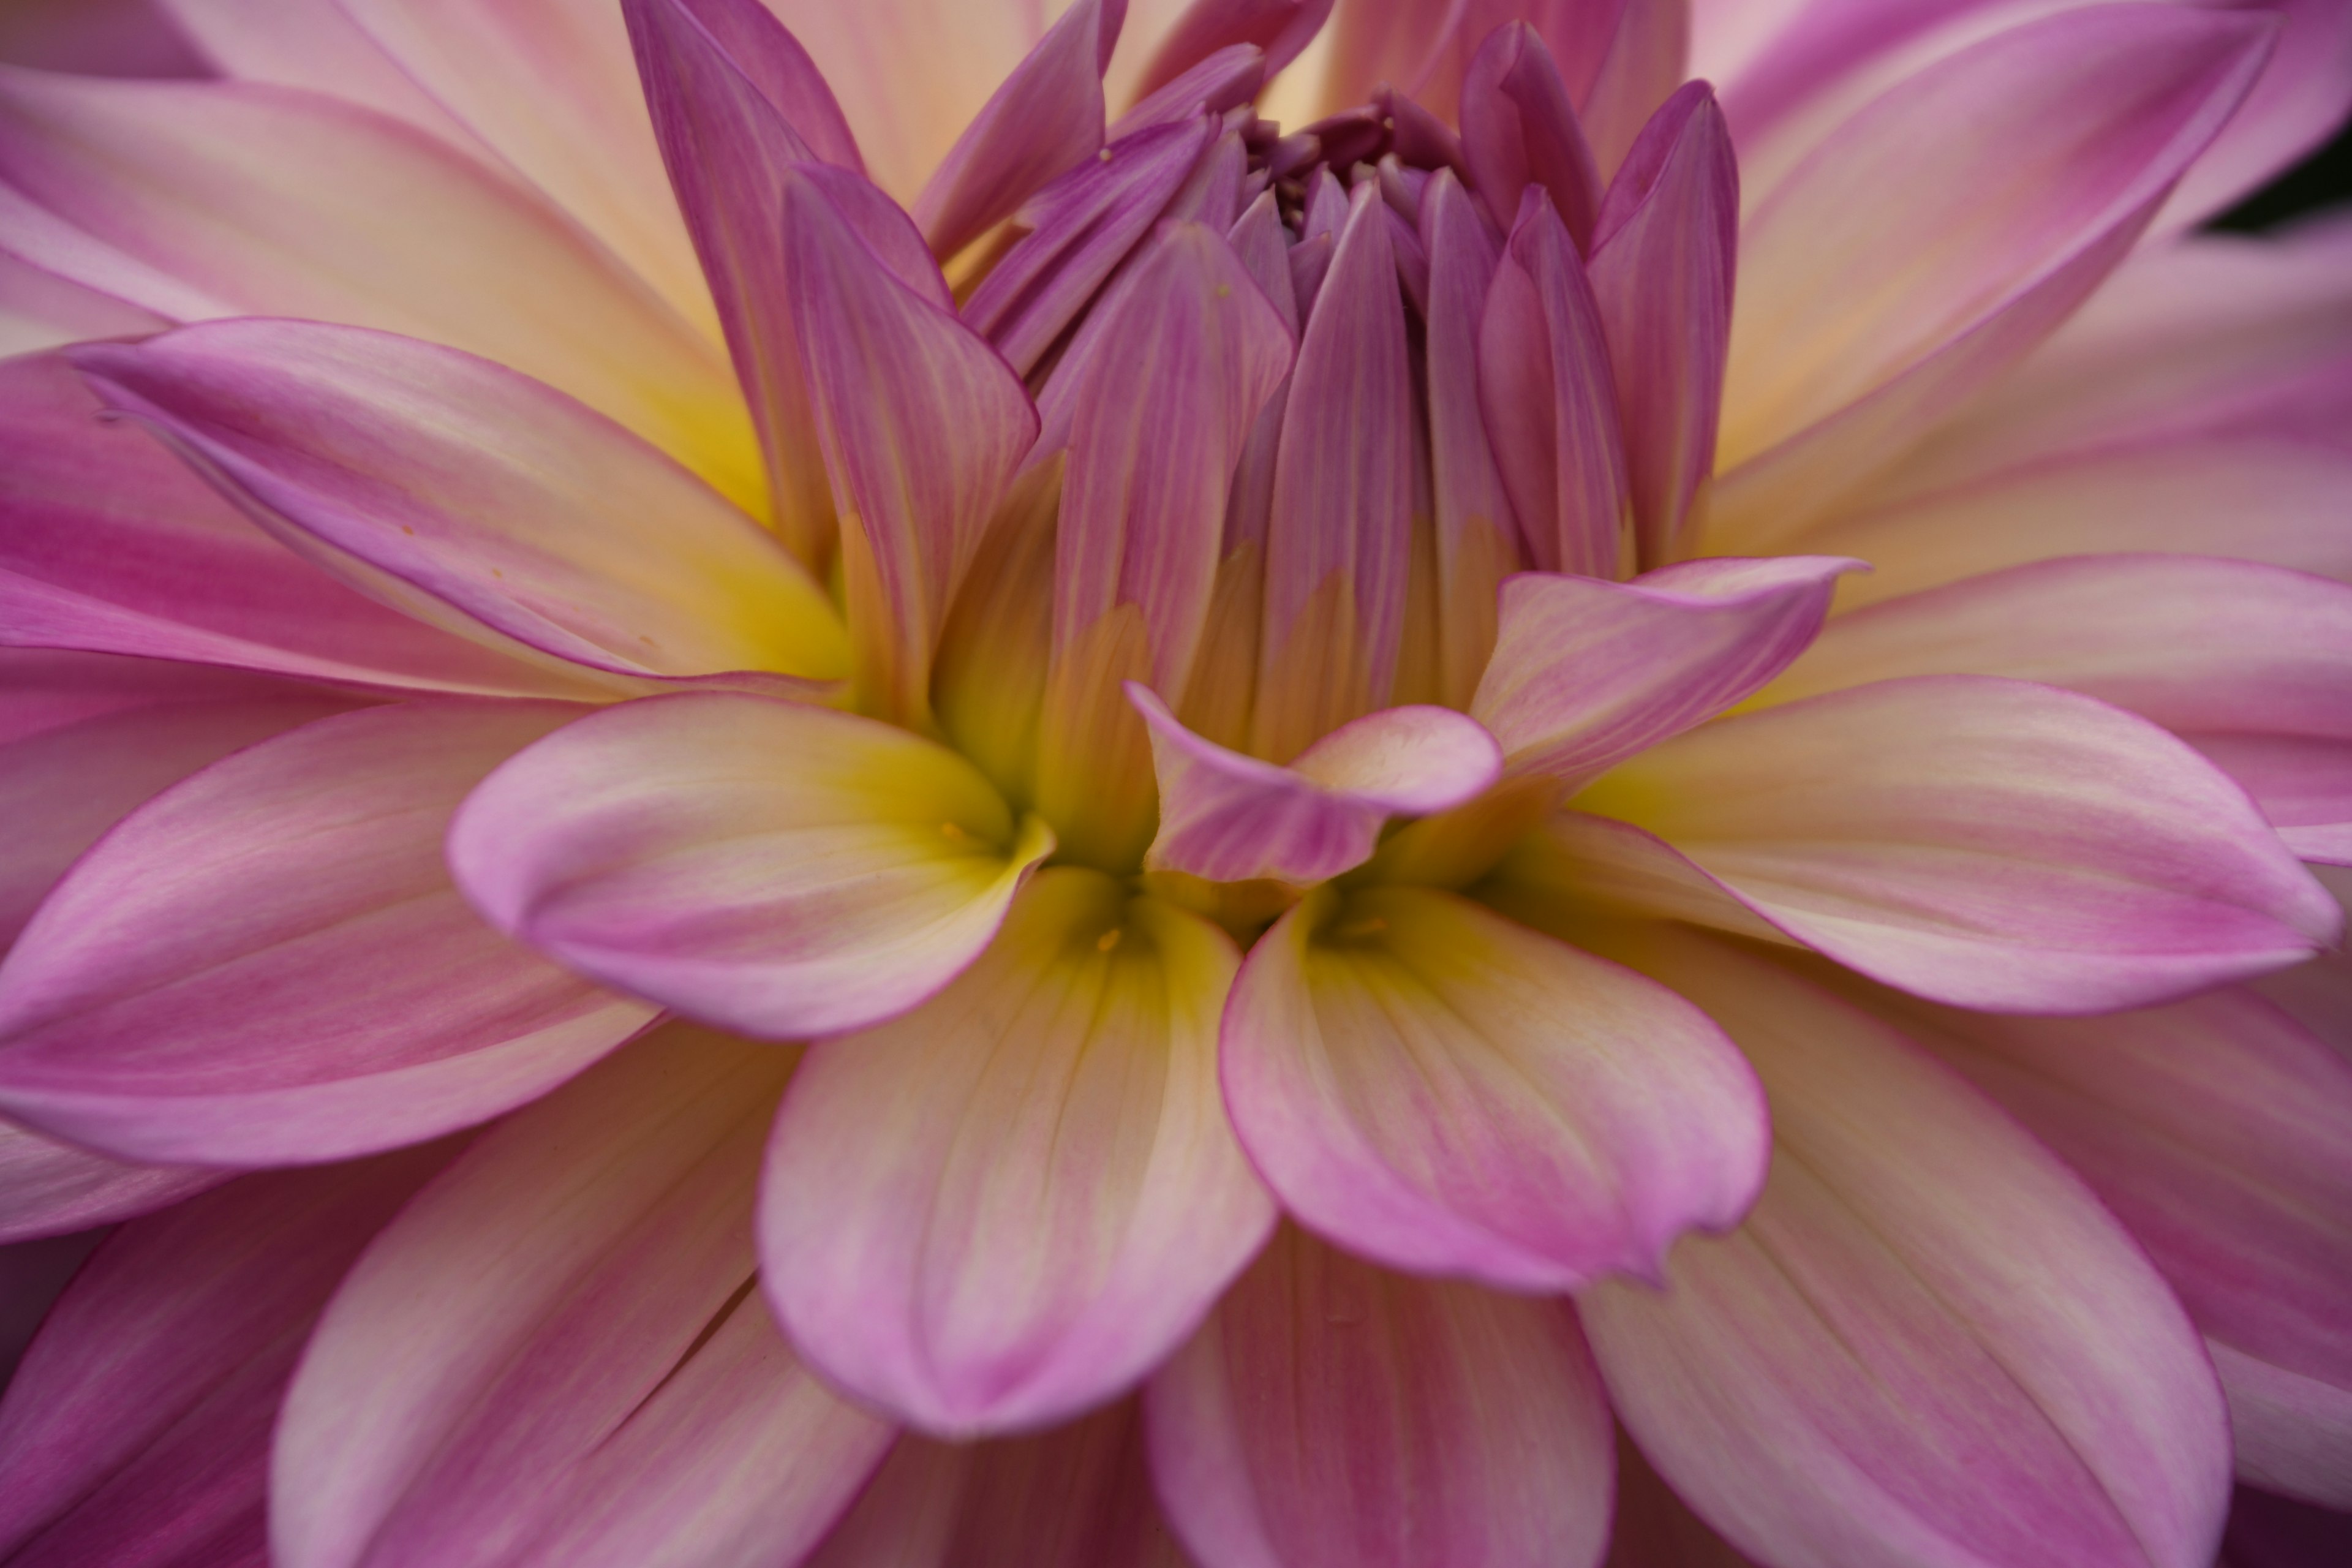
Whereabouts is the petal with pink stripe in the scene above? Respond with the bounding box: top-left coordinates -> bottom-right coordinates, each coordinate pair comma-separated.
0,62 -> 761,510
761,869 -> 1270,1435
160,0 -> 489,154
273,1026 -> 894,1568
1854,979 -> 2352,1509
1710,6 -> 2275,545
804,1402 -> 1187,1568
1765,554 -> 2352,862
1254,179 -> 1414,762
1133,686 -> 1499,885
1580,929 -> 2232,1568
0,249 -> 162,358
0,699 -> 659,1166
0,1144 -> 458,1566
0,1119 -> 218,1245
1471,555 -> 1859,790
0,356 -> 590,699
1222,884 -> 1766,1291
1460,21 -> 1604,247
449,692 -> 1054,1041
1147,1225 -> 1615,1568
70,322 -> 845,696
1572,674 -> 2340,1011
1479,189 -> 1629,581
1588,81 -> 1734,570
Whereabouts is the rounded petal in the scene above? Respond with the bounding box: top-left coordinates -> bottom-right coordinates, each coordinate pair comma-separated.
1580,928 -> 2234,1568
448,691 -> 1054,1040
272,1025 -> 893,1568
1573,674 -> 2340,1011
1221,884 -> 1768,1291
761,869 -> 1273,1435
0,701 -> 660,1166
1147,1225 -> 1615,1568
0,1117 -> 219,1245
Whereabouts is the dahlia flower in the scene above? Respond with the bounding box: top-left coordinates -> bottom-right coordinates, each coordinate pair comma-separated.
1,0 -> 2349,1562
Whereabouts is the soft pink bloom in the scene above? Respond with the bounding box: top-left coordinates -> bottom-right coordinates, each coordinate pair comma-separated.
0,1 -> 2347,1564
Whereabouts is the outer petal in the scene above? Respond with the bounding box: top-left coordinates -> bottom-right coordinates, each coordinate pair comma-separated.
761,870 -> 1270,1435
625,0 -> 879,570
1479,189 -> 1629,581
1579,929 -> 2233,1568
804,1403 -> 1190,1568
0,64 -> 761,510
0,356 -> 590,698
1134,687 -> 1499,884
337,0 -> 715,333
272,1027 -> 894,1568
0,249 -> 162,357
775,165 -> 1038,723
0,646 -> 355,946
1470,555 -> 1858,788
1853,980 -> 2352,1509
761,0 -> 1047,204
1709,6 -> 2274,542
160,0 -> 488,153
0,1120 -> 217,1244
1765,555 -> 2352,860
1588,81 -> 1734,570
448,692 -> 1054,1041
0,1145 -> 458,1566
1570,675 -> 2340,1011
2160,0 -> 2352,229
70,322 -> 846,693
1221,884 -> 1767,1291
1882,219 -> 2352,503
1789,439 -> 2352,609
1253,179 -> 1414,762
1146,1224 -> 1615,1568
0,701 -> 659,1166
915,0 -> 1125,261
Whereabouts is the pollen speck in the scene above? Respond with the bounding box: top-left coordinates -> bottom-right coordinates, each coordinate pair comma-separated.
1095,927 -> 1123,952
1215,282 -> 1232,298
939,821 -> 968,842
1097,147 -> 1113,162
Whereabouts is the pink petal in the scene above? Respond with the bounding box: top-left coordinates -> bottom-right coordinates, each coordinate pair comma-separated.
1460,21 -> 1604,248
1581,928 -> 2233,1568
1112,41 -> 1267,135
70,322 -> 846,694
1856,979 -> 2352,1509
1588,81 -> 1734,570
963,116 -> 1216,378
0,701 -> 662,1166
1221,884 -> 1767,1291
2159,0 -> 2352,230
1711,5 -> 2275,541
273,1027 -> 894,1568
0,646 -> 355,948
915,0 -> 1126,261
1790,438 -> 2352,610
1576,0 -> 1689,179
447,691 -> 1054,1041
1052,221 -> 1292,702
0,0 -> 208,78
0,1145 -> 459,1566
1147,1225 -> 1615,1568
336,0 -> 715,331
1253,179 -> 1414,763
774,164 -> 1038,723
1324,0 -> 1627,137
160,0 -> 489,154
0,355 -> 592,698
1133,687 -> 1500,884
0,1119 -> 218,1244
805,1403 -> 1188,1568
1130,0 -> 1330,102
760,0 -> 1047,203
1885,218 -> 2352,503
1419,169 -> 1523,705
1565,674 -> 2340,1011
1605,1433 -> 1761,1568
0,63 -> 763,510
0,249 -> 163,358
625,0 -> 901,571
1767,554 -> 2352,861
761,870 -> 1271,1435
1471,555 -> 1860,788
1479,188 -> 1629,581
